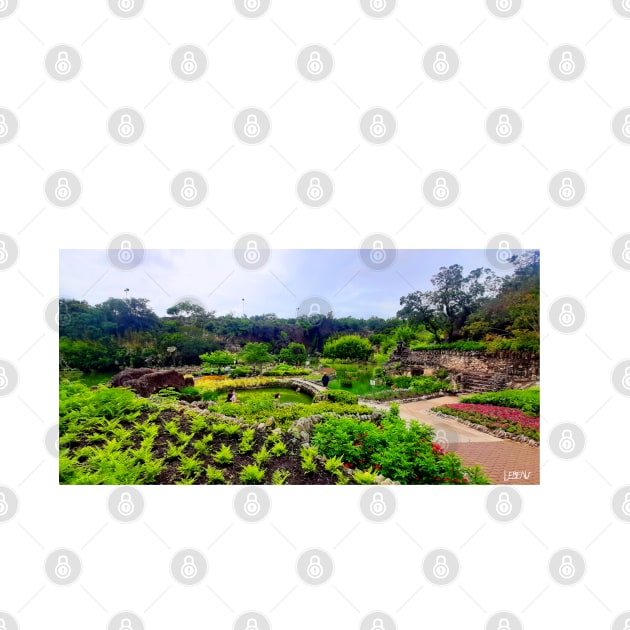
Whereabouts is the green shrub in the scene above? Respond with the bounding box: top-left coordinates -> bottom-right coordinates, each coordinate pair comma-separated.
213,444 -> 234,466
240,464 -> 265,484
311,409 -> 481,485
410,376 -> 452,395
435,368 -> 449,379
325,390 -> 358,405
353,468 -> 377,484
270,441 -> 287,457
253,446 -> 271,466
271,469 -> 291,485
239,428 -> 256,454
205,465 -> 226,484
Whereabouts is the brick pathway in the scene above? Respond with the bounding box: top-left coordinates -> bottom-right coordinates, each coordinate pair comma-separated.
445,442 -> 539,485
395,397 -> 540,485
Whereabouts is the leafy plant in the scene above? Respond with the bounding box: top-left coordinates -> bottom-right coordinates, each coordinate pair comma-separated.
271,469 -> 291,485
239,428 -> 256,454
205,465 -> 226,484
270,441 -> 287,457
239,464 -> 266,484
213,444 -> 234,466
253,446 -> 271,466
353,467 -> 377,484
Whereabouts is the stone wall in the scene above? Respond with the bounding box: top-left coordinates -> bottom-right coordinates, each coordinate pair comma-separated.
386,349 -> 539,385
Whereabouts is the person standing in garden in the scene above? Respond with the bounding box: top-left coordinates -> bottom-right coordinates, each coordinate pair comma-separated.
322,374 -> 330,388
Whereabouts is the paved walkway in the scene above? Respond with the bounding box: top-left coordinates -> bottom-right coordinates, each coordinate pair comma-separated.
364,396 -> 540,485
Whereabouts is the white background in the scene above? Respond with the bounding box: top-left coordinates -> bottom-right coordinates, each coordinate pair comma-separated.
1,1 -> 629,628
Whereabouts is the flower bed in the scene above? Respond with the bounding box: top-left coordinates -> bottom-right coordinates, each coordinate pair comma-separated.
432,402 -> 540,442
194,376 -> 285,394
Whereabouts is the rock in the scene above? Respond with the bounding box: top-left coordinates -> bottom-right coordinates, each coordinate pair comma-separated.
112,368 -> 189,398
257,423 -> 267,431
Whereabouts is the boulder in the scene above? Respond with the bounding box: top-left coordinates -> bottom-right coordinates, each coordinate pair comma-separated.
113,368 -> 189,397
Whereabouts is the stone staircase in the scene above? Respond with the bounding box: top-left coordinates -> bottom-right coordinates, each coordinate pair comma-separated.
456,372 -> 508,394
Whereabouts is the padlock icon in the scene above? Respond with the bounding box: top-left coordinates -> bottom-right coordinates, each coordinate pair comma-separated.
369,114 -> 387,138
117,491 -> 135,516
559,429 -> 575,453
245,620 -> 259,630
244,114 -> 261,138
54,554 -> 72,579
0,492 -> 8,516
622,366 -> 630,390
306,177 -> 324,201
623,619 -> 630,630
181,177 -> 198,201
558,51 -> 576,76
0,0 -> 8,11
306,554 -> 324,579
181,555 -> 198,579
371,619 -> 385,630
369,240 -> 386,265
623,240 -> 630,264
497,619 -> 511,630
435,429 -> 448,448
244,0 -> 261,11
623,0 -> 630,11
558,554 -> 575,579
432,51 -> 449,76
118,0 -> 135,11
621,114 -> 630,138
0,366 -> 7,390
495,491 -> 513,516
0,619 -> 7,630
0,114 -> 8,138
181,51 -> 198,76
307,51 -> 324,75
0,240 -> 8,265
432,177 -> 449,201
369,492 -> 387,516
432,554 -> 449,579
118,114 -> 135,139
244,492 -> 261,516
558,303 -> 575,327
558,177 -> 575,201
117,240 -> 135,265
119,618 -> 134,630
55,51 -> 72,75
244,240 -> 261,265
496,0 -> 513,11
621,492 -> 630,516
495,240 -> 512,263
55,177 -> 72,201
309,303 -> 321,316
370,0 -> 387,11
495,114 -> 513,138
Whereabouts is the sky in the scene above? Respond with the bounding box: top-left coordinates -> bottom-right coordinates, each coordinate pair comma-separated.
59,249 -> 523,319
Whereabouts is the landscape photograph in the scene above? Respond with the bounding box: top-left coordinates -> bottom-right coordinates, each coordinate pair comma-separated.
58,247 -> 540,486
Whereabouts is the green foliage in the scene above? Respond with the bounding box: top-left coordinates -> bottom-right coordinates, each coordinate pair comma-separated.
271,469 -> 291,485
353,468 -> 378,484
264,364 -> 311,376
324,455 -> 344,473
205,465 -> 226,484
323,335 -> 373,362
239,464 -> 266,484
239,342 -> 273,368
323,390 -> 358,405
253,446 -> 271,466
199,350 -> 234,368
300,446 -> 318,474
239,428 -> 256,454
311,409 -> 482,485
270,441 -> 287,457
213,444 -> 234,466
410,376 -> 452,395
179,455 -> 202,481
277,342 -> 307,366
460,388 -> 540,415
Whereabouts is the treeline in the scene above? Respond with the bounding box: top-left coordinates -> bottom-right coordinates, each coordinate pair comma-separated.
59,251 -> 540,373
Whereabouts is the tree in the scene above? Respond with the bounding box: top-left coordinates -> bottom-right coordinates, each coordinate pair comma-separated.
239,342 -> 273,373
323,335 -> 373,362
398,265 -> 499,342
278,342 -> 307,366
199,350 -> 234,372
